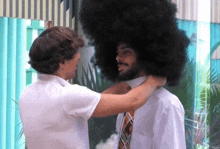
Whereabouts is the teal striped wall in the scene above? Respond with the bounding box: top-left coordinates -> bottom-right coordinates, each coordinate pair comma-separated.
0,17 -> 26,149
26,20 -> 44,86
0,17 -> 8,149
211,23 -> 220,82
0,17 -> 44,149
177,19 -> 220,148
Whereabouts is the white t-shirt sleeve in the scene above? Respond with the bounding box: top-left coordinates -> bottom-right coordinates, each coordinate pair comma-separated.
61,84 -> 101,120
153,103 -> 186,149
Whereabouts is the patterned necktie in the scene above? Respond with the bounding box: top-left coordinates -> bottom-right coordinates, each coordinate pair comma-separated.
118,111 -> 134,149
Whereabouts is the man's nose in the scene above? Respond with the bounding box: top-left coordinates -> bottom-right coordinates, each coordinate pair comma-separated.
116,53 -> 121,62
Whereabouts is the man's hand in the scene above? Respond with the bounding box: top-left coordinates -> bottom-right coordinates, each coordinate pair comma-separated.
142,75 -> 167,88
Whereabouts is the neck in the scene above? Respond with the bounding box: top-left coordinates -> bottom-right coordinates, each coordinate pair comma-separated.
54,71 -> 67,80
136,70 -> 147,78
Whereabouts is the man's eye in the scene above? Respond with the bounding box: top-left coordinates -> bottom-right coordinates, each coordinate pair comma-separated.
123,50 -> 131,55
123,51 -> 128,55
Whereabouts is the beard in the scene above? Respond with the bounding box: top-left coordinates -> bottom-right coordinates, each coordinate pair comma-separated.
116,64 -> 142,81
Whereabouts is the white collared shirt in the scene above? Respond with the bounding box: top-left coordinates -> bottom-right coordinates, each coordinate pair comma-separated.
19,74 -> 101,149
114,77 -> 186,149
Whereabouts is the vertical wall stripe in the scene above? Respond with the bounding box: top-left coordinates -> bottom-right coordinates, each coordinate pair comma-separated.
72,18 -> 75,29
34,0 -> 38,19
6,18 -> 17,149
0,0 -> 3,16
190,0 -> 194,20
22,0 -> 25,19
66,10 -> 69,27
15,18 -> 27,149
54,0 -> 58,26
16,0 -> 19,18
0,17 -> 8,149
3,0 -> 6,16
48,0 -> 52,22
12,0 -> 16,18
51,0 -> 55,26
58,0 -> 61,26
219,0 -> 220,22
25,0 -> 29,19
6,0 -> 10,17
69,0 -> 73,28
48,0 -> 52,21
63,0 -> 66,27
213,0 -> 217,23
216,0 -> 220,23
10,0 -> 12,17
194,0 -> 198,21
171,0 -> 220,22
74,0 -> 79,32
40,0 -> 43,20
27,29 -> 34,52
60,0 -> 64,26
37,0 -> 41,20
42,0 -> 46,21
186,0 -> 191,20
46,0 -> 49,21
28,0 -> 31,19
31,0 -> 34,19
1,0 -> 80,28
182,0 -> 186,20
177,0 -> 182,19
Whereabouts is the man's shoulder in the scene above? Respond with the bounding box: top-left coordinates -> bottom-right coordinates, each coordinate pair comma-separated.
153,87 -> 178,101
152,87 -> 184,111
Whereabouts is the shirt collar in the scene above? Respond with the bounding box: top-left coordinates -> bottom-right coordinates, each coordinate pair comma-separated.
126,76 -> 147,89
37,73 -> 70,87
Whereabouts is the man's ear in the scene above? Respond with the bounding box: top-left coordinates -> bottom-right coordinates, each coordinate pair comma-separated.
59,61 -> 66,69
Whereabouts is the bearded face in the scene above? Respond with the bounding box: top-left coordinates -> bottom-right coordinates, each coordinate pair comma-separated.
116,43 -> 142,81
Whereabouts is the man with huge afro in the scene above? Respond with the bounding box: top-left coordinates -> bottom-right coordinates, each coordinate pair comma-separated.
80,0 -> 190,148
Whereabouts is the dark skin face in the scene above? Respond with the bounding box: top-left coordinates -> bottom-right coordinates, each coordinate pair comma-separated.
116,43 -> 146,81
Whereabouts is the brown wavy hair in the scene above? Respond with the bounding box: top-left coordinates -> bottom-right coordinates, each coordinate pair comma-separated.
29,26 -> 84,74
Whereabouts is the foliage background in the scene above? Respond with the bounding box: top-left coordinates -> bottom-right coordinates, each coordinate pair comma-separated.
74,65 -> 117,149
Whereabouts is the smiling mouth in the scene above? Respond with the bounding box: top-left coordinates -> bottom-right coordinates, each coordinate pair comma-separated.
118,65 -> 127,71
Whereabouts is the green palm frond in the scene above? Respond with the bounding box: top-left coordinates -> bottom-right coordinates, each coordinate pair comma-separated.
11,98 -> 25,142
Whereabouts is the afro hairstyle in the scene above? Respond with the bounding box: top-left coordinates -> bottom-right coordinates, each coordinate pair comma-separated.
80,0 -> 190,86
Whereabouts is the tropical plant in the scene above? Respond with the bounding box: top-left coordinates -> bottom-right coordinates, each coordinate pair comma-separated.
165,58 -> 220,148
200,68 -> 220,125
74,64 -> 117,149
11,98 -> 28,149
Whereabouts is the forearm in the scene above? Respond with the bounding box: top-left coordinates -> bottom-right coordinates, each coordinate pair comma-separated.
125,83 -> 156,110
102,82 -> 131,94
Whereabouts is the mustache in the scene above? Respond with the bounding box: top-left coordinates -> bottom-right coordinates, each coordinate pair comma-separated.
117,62 -> 128,66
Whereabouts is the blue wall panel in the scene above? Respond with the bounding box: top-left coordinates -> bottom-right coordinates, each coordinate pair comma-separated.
15,19 -> 27,149
0,17 -> 26,149
0,17 -> 8,149
211,23 -> 220,78
6,18 -> 17,149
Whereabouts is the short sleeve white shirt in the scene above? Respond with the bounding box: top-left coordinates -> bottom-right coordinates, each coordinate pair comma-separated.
19,74 -> 101,149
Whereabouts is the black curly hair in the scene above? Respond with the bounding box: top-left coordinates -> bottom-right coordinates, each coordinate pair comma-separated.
28,26 -> 84,74
80,0 -> 190,86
